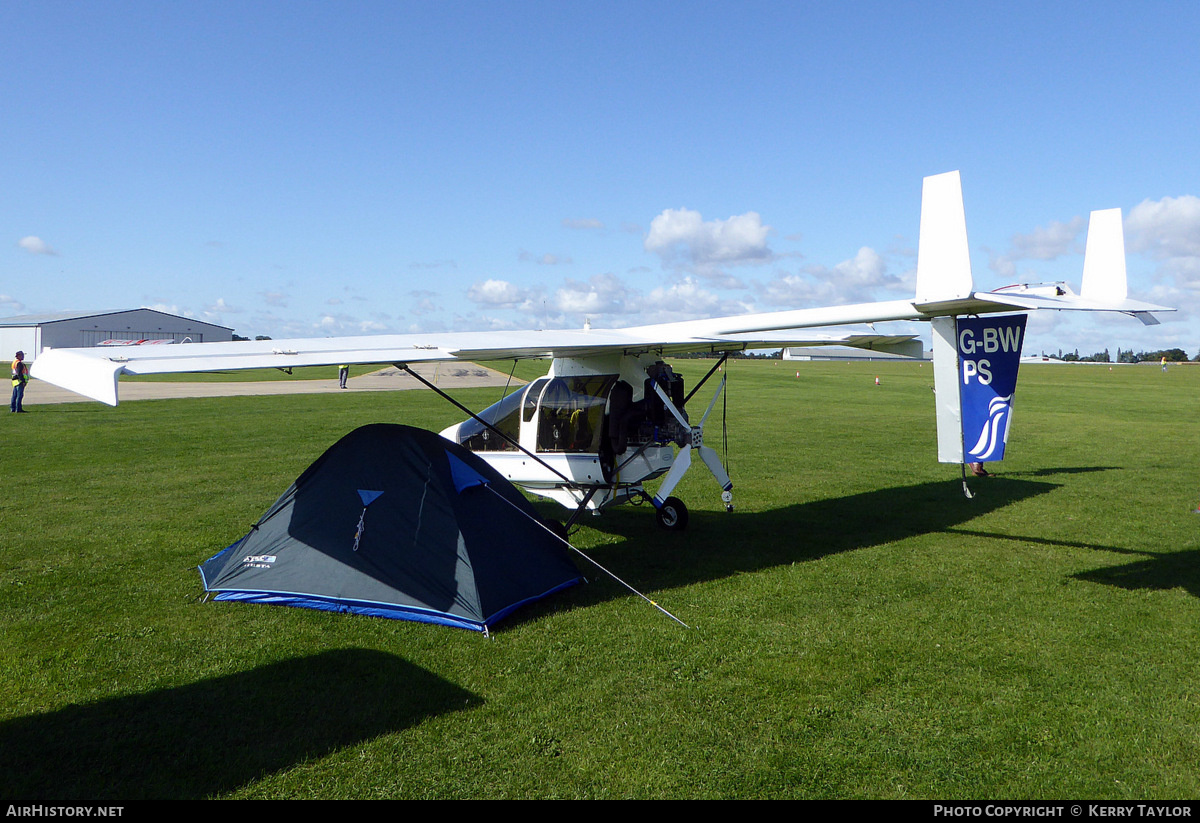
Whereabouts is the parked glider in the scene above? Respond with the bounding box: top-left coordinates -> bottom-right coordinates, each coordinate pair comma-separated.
32,172 -> 1171,531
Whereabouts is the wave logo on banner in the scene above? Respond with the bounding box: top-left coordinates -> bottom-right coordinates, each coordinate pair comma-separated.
967,394 -> 1013,460
957,314 -> 1026,463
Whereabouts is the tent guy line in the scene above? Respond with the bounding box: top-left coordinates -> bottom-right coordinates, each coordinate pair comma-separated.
485,483 -> 690,629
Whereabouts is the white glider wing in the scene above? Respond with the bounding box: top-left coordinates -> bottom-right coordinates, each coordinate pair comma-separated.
31,171 -> 1172,406
30,325 -> 923,406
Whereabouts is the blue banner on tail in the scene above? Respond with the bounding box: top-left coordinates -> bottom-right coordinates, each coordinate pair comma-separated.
957,314 -> 1026,463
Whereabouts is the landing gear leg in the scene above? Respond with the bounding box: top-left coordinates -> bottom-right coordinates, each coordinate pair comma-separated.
545,519 -> 570,543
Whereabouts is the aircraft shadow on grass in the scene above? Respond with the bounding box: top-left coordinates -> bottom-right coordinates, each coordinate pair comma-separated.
0,648 -> 481,801
535,476 -> 1062,609
925,468 -> 1200,600
1072,546 -> 1200,599
946,527 -> 1200,600
1007,465 -> 1119,477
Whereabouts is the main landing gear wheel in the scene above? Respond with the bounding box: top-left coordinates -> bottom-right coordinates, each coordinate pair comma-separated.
655,496 -> 689,531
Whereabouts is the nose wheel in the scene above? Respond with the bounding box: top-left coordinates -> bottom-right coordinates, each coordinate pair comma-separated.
654,496 -> 689,531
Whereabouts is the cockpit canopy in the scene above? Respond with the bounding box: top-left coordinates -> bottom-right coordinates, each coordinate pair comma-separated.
458,374 -> 616,454
451,361 -> 689,457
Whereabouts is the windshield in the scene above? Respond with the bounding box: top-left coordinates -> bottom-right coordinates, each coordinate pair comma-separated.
456,387 -> 524,451
536,375 -> 617,453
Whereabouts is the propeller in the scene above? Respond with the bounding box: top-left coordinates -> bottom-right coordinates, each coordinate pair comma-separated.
650,375 -> 734,515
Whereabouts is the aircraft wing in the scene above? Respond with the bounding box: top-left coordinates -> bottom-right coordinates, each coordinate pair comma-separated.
30,327 -> 923,406
30,171 -> 1173,406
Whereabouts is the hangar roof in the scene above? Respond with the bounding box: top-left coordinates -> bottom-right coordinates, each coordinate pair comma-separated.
0,308 -> 232,331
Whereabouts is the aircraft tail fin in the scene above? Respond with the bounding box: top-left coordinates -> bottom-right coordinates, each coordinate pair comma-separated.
915,171 -> 975,305
1080,208 -> 1128,304
1078,207 -> 1161,325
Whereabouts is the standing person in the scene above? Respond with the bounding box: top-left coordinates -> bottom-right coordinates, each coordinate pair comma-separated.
338,364 -> 349,389
10,351 -> 29,413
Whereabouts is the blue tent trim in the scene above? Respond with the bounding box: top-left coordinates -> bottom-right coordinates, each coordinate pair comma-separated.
209,590 -> 494,632
447,452 -> 490,493
357,489 -> 385,506
204,576 -> 584,633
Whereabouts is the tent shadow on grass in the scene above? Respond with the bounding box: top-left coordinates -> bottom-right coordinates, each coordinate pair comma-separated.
548,476 -> 1062,603
0,648 -> 481,801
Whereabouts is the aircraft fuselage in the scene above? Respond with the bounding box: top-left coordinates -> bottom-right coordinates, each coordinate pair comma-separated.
440,353 -> 691,512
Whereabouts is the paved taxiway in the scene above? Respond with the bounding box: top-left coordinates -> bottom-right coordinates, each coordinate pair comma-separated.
23,363 -> 522,405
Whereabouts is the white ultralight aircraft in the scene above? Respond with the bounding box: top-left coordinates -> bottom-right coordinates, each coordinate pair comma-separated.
32,172 -> 1171,533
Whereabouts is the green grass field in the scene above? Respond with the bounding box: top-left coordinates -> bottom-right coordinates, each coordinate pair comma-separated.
2,360 -> 1199,799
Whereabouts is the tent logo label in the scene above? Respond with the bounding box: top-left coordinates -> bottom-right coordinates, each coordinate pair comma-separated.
242,554 -> 277,568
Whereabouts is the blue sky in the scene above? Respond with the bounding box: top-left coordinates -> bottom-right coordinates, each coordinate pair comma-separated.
4,1 -> 1198,357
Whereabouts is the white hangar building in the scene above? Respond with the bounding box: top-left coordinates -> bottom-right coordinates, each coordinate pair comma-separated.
782,345 -> 931,362
0,309 -> 234,362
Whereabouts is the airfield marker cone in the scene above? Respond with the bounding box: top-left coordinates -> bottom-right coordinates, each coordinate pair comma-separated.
875,376 -> 880,386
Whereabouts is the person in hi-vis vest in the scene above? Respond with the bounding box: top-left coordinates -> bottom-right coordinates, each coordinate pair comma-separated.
10,351 -> 29,413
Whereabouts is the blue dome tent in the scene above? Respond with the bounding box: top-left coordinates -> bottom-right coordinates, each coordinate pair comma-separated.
199,424 -> 584,632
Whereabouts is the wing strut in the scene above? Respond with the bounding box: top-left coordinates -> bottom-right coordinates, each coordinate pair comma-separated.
684,352 -> 730,405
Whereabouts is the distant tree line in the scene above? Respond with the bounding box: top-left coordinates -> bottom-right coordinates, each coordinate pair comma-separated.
675,349 -> 782,360
1043,347 -> 1197,363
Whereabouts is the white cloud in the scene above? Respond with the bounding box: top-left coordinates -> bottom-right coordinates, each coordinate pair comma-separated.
206,298 -> 242,314
18,236 -> 57,256
988,216 -> 1086,278
646,208 -> 772,264
0,295 -> 25,313
758,246 -> 900,307
551,273 -> 638,316
408,291 -> 440,316
261,291 -> 289,307
146,303 -> 187,317
1126,195 -> 1200,260
642,278 -> 753,322
644,208 -> 772,281
446,310 -> 528,332
271,311 -> 400,337
831,247 -> 891,288
1011,217 -> 1086,260
1119,195 -> 1200,351
466,279 -> 537,308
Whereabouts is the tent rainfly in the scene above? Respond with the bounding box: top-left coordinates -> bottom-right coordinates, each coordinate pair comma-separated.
198,424 -> 584,632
